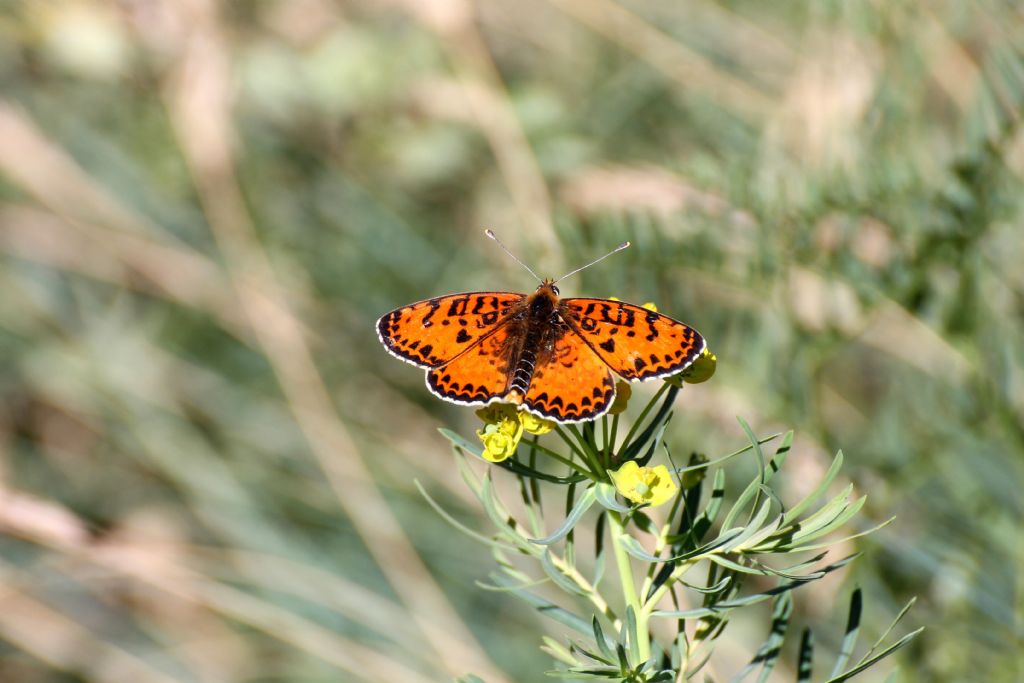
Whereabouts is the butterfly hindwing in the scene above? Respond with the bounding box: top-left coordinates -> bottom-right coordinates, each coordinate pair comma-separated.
523,332 -> 616,422
426,323 -> 512,405
377,292 -> 524,368
561,298 -> 705,381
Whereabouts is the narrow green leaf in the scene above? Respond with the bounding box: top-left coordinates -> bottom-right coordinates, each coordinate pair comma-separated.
475,575 -> 550,592
736,416 -> 767,492
480,472 -> 538,555
571,642 -> 614,666
796,628 -> 814,682
625,606 -> 641,667
722,440 -> 787,531
634,414 -> 671,467
733,514 -> 786,552
707,554 -> 779,576
691,469 -> 727,542
554,666 -> 622,678
489,574 -> 592,634
673,434 -> 782,475
531,486 -> 598,545
620,384 -> 677,456
454,451 -> 484,496
593,513 -> 606,587
825,628 -> 923,683
654,556 -> 857,619
541,548 -> 591,596
415,479 -> 513,550
722,499 -> 774,551
565,482 -> 578,566
770,516 -> 895,554
830,589 -> 863,678
789,487 -> 860,541
781,450 -> 844,526
439,427 -> 484,457
500,456 -> 589,483
542,636 -> 579,666
592,617 -> 616,662
855,598 -> 917,667
594,482 -> 631,512
730,592 -> 793,683
682,575 -> 733,594
773,431 -> 794,463
621,528 -> 743,563
758,487 -> 861,551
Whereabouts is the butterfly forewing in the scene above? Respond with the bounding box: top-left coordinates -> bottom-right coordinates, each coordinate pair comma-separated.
561,298 -> 705,381
377,292 -> 524,368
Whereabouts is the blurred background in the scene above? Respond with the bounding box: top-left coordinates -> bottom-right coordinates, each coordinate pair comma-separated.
0,0 -> 1022,681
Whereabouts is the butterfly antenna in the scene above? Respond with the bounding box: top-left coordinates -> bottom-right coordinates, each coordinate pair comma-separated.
484,229 -> 542,283
554,241 -> 630,283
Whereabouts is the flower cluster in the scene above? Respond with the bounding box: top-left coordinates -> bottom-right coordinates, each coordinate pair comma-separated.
610,461 -> 678,506
668,347 -> 717,386
475,404 -> 554,462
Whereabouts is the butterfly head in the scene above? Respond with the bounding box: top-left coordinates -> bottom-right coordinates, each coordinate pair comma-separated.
537,278 -> 560,297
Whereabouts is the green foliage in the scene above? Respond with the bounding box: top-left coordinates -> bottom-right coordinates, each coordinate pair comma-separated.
436,389 -> 919,682
0,1 -> 1021,682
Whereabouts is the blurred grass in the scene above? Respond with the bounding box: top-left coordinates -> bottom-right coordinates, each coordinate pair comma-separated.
0,0 -> 1022,681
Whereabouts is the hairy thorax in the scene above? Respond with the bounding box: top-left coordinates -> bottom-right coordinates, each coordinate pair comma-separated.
502,281 -> 570,400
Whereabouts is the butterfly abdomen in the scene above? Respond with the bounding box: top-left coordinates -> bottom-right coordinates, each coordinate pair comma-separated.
503,286 -> 566,399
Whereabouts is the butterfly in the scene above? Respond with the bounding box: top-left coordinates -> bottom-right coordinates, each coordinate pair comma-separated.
376,235 -> 706,423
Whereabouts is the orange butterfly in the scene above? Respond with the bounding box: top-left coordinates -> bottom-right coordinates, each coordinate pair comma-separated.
376,234 -> 705,423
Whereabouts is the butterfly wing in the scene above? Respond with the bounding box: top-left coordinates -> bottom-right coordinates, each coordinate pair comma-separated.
377,292 -> 524,368
560,298 -> 705,381
522,332 -> 616,422
426,323 -> 515,406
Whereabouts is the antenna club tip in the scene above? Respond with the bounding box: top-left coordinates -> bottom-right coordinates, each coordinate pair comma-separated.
620,241 -> 631,249
484,228 -> 496,238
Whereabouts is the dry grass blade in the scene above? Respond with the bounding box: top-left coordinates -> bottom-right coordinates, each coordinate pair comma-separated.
392,0 -> 562,272
152,1 -> 512,680
544,0 -> 776,118
0,563 -> 186,683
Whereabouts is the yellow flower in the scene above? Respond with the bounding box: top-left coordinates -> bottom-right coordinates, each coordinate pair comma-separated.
519,411 -> 554,435
641,302 -> 658,312
667,348 -> 717,387
607,380 -> 632,415
610,461 -> 678,507
683,349 -> 716,383
477,429 -> 520,462
476,403 -> 524,462
476,403 -> 518,424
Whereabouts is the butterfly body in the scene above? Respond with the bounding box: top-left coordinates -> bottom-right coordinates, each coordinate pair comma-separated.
377,278 -> 705,423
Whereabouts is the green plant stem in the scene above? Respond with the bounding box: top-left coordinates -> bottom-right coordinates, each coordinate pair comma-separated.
620,383 -> 670,453
555,426 -> 603,476
639,518 -> 674,600
609,413 -> 620,457
608,510 -> 650,663
547,551 -> 619,626
524,438 -> 593,477
643,560 -> 696,618
567,424 -> 603,467
601,417 -> 610,462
